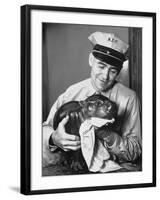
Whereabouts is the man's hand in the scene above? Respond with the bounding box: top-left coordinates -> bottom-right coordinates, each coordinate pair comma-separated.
95,126 -> 110,140
95,126 -> 117,146
51,116 -> 81,151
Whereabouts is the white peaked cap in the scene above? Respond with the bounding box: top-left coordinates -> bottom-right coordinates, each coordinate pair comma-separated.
88,32 -> 129,68
88,32 -> 129,54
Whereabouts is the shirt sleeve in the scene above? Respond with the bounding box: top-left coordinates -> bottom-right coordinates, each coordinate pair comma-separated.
42,93 -> 65,152
43,93 -> 65,127
103,94 -> 142,162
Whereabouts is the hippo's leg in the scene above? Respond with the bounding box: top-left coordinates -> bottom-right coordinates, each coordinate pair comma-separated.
69,150 -> 88,173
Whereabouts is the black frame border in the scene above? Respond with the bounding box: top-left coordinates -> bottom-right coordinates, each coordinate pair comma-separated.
20,4 -> 156,195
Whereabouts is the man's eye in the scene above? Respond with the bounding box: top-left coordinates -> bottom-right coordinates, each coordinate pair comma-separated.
110,70 -> 117,74
99,65 -> 105,69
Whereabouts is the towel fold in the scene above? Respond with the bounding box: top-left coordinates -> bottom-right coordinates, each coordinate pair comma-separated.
79,118 -> 122,172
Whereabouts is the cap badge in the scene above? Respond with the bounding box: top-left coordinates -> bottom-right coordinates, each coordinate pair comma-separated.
108,37 -> 117,43
106,51 -> 110,55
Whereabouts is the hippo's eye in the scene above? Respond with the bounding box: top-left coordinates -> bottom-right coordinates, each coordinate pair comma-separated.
103,105 -> 107,109
88,103 -> 96,111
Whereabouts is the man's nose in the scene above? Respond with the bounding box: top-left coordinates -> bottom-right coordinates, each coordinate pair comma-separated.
102,68 -> 109,80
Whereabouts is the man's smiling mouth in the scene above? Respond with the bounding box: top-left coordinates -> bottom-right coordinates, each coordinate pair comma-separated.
99,79 -> 107,83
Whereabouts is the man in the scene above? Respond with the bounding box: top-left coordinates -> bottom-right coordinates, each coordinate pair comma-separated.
43,32 -> 142,173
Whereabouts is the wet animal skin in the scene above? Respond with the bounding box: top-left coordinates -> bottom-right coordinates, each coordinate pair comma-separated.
53,94 -> 117,173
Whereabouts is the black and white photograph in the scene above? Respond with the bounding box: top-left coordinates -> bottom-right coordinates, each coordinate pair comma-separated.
42,23 -> 142,176
20,5 -> 156,194
1,0 -> 160,199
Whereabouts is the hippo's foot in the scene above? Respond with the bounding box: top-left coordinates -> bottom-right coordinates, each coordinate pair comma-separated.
70,160 -> 88,172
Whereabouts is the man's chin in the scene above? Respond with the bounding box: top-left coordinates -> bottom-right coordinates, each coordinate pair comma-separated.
98,86 -> 108,92
98,84 -> 112,92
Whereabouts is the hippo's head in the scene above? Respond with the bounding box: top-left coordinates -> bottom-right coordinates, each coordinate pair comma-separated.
53,94 -> 117,135
81,94 -> 117,120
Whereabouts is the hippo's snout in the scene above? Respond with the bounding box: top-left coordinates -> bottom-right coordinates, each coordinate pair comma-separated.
85,95 -> 117,120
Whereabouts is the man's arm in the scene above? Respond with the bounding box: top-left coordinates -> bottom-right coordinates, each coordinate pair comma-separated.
43,93 -> 81,166
43,94 -> 64,153
96,94 -> 142,163
103,131 -> 141,162
42,95 -> 63,167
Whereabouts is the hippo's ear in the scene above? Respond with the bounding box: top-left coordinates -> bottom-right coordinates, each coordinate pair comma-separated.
79,100 -> 87,107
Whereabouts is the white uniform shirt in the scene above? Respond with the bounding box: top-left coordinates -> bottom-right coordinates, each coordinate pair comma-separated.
43,78 -> 141,164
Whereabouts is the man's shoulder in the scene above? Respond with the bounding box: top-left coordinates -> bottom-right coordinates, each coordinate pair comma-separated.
115,82 -> 137,99
66,78 -> 91,92
62,78 -> 92,101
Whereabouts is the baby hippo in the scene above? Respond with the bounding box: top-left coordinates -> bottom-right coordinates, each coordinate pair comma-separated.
53,94 -> 117,173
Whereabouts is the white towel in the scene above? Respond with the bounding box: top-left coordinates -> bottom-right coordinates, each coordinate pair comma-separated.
79,118 -> 122,172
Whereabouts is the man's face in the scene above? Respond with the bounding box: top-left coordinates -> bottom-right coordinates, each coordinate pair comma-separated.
90,56 -> 119,92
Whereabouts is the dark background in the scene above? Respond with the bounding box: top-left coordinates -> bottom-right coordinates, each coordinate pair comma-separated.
42,23 -> 142,121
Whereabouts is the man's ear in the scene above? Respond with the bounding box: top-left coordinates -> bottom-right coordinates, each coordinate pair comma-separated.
89,53 -> 94,67
117,68 -> 122,75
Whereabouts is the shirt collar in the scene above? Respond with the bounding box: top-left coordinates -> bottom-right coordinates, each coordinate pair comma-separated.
86,78 -> 97,97
87,78 -> 104,97
87,78 -> 117,98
